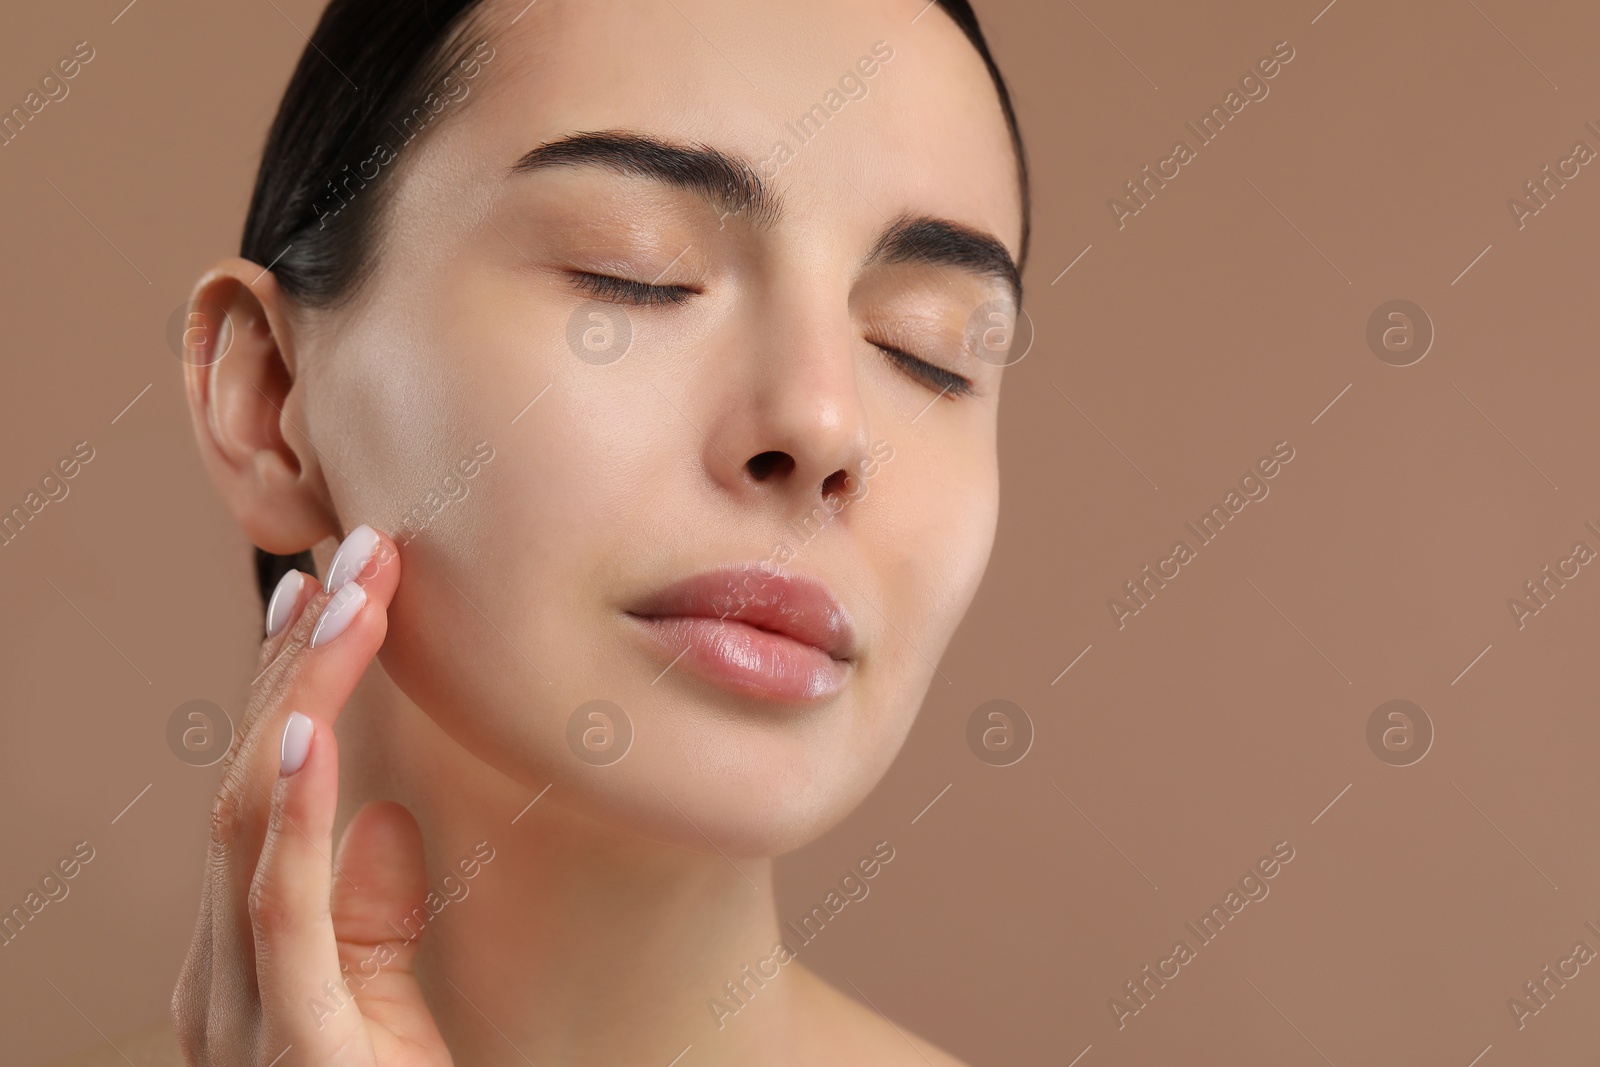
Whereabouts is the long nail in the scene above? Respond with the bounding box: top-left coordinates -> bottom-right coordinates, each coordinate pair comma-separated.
325,524 -> 380,593
264,569 -> 305,638
310,583 -> 367,649
280,712 -> 313,776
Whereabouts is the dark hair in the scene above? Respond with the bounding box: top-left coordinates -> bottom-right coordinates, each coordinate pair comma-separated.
243,0 -> 1031,604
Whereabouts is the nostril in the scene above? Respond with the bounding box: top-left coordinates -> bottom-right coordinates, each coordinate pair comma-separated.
747,450 -> 795,481
820,468 -> 851,499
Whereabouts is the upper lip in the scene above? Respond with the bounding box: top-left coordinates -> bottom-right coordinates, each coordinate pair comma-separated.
627,564 -> 858,662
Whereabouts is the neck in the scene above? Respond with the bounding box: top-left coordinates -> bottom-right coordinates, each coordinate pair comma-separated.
337,664 -> 811,1066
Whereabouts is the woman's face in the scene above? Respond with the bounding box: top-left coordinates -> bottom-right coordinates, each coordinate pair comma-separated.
290,0 -> 1022,855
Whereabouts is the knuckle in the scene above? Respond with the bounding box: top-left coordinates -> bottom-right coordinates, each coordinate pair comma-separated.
216,726 -> 247,772
208,787 -> 243,846
275,628 -> 311,665
170,972 -> 207,1061
243,653 -> 305,733
232,630 -> 317,766
218,712 -> 262,774
263,794 -> 290,840
246,865 -> 293,938
245,878 -> 281,934
284,592 -> 328,648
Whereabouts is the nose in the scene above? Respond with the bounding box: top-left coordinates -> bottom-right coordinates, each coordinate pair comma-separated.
698,300 -> 874,517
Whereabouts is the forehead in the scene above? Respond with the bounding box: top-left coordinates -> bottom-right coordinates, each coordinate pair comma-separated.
418,0 -> 1021,263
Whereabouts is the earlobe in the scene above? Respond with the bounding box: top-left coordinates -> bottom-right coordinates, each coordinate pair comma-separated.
182,258 -> 338,556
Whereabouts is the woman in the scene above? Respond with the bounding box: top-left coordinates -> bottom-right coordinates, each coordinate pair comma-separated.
132,0 -> 1030,1062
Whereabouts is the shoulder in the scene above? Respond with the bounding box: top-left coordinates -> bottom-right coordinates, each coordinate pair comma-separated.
791,963 -> 970,1066
46,1017 -> 184,1067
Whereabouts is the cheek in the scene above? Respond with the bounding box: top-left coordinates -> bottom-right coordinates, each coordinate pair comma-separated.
875,435 -> 999,648
835,434 -> 998,760
373,414 -> 676,839
363,320 -> 734,842
378,379 -> 661,672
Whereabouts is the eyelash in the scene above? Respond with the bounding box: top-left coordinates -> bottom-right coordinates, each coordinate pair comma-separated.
569,272 -> 974,399
569,271 -> 694,306
874,342 -> 975,399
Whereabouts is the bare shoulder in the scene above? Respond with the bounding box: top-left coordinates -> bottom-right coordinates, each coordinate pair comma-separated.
46,1017 -> 184,1067
791,963 -> 971,1066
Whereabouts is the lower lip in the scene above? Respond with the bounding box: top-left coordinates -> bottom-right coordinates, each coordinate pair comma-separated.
625,614 -> 851,703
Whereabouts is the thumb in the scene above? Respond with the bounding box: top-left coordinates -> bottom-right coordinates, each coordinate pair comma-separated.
329,801 -> 449,1054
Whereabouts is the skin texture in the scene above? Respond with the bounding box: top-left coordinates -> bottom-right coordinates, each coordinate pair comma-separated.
57,0 -> 1026,1063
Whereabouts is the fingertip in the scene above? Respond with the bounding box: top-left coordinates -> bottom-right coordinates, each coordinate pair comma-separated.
331,801 -> 428,943
309,582 -> 368,649
336,800 -> 424,870
264,570 -> 306,638
272,710 -> 339,832
279,711 -> 314,776
325,523 -> 401,608
360,527 -> 403,602
325,523 -> 381,594
261,568 -> 322,646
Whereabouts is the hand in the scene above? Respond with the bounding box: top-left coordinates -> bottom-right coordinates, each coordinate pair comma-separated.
171,526 -> 453,1066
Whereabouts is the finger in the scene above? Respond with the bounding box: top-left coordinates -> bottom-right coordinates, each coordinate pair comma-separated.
215,523 -> 401,911
329,802 -> 451,1056
258,568 -> 323,675
205,525 -> 403,1029
250,712 -> 369,1059
237,570 -> 323,769
223,523 -> 403,851
250,522 -> 399,723
244,525 -> 401,734
171,876 -> 218,1062
304,522 -> 401,674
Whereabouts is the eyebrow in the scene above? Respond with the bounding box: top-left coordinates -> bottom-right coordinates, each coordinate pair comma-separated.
510,130 -> 1021,304
512,130 -> 781,228
863,214 -> 1021,306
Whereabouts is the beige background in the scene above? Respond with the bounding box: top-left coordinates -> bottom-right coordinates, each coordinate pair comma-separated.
5,0 -> 1600,1063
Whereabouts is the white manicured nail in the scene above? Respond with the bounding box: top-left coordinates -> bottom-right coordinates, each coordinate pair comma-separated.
264,569 -> 305,637
280,712 -> 313,776
310,582 -> 367,649
325,523 -> 380,593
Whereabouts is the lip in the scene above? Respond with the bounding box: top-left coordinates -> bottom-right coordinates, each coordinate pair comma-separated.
625,564 -> 857,703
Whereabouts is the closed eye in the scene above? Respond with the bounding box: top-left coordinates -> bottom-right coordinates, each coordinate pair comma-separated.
569,272 -> 973,398
569,271 -> 695,306
873,342 -> 974,399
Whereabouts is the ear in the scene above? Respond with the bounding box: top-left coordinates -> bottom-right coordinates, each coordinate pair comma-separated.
181,257 -> 339,555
